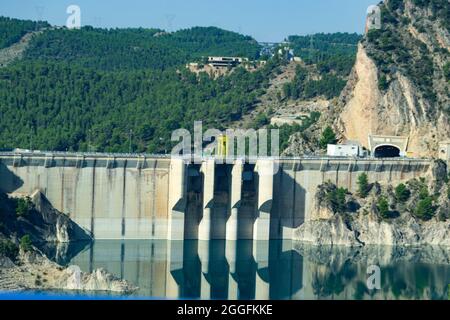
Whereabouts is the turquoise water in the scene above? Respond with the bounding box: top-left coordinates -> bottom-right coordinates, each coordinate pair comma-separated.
44,240 -> 450,300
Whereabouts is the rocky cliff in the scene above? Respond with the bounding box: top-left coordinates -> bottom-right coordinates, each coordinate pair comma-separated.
336,0 -> 450,157
294,160 -> 450,247
0,190 -> 92,246
0,191 -> 137,294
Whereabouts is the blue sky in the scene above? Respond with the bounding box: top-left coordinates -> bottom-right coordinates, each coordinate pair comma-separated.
0,0 -> 378,42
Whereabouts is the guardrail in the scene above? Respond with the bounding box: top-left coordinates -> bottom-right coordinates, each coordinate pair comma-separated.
0,151 -> 171,159
0,151 -> 433,162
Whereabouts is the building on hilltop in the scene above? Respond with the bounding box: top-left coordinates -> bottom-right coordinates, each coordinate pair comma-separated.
186,56 -> 263,78
207,56 -> 247,68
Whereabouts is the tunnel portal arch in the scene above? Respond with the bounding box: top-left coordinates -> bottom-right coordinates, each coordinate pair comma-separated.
373,144 -> 401,158
368,135 -> 409,158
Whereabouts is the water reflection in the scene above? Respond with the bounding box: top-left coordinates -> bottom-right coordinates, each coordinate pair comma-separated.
62,241 -> 450,300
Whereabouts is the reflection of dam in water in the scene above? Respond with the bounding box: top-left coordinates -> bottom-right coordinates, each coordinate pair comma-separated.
69,240 -> 303,300
0,153 -> 432,240
66,240 -> 450,300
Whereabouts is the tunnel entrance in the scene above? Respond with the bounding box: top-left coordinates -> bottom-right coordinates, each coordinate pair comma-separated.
374,145 -> 401,158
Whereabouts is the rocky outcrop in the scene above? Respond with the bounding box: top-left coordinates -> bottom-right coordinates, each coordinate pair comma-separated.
68,268 -> 136,293
0,190 -> 135,294
0,31 -> 43,68
295,216 -> 361,247
28,190 -> 92,243
295,213 -> 450,247
0,249 -> 137,294
336,0 -> 450,157
0,190 -> 92,246
294,161 -> 450,247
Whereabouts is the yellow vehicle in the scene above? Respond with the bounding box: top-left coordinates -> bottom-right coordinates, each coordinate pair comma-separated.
217,135 -> 228,157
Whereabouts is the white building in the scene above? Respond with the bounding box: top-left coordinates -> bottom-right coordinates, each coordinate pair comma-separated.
207,57 -> 246,68
327,143 -> 365,158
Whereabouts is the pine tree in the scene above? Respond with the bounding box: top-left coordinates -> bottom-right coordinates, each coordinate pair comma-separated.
319,126 -> 337,149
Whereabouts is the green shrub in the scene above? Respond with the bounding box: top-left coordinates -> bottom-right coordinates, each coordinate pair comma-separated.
0,240 -> 19,260
395,183 -> 411,203
377,197 -> 390,219
252,112 -> 269,129
19,235 -> 33,252
377,196 -> 399,219
367,29 -> 382,43
357,173 -> 370,198
414,197 -> 436,221
268,111 -> 321,152
15,197 -> 34,217
319,126 -> 337,149
419,185 -> 429,200
444,62 -> 450,81
378,75 -> 389,91
326,187 -> 348,214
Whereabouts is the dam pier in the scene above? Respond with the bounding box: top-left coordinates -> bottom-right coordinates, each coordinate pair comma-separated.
0,152 -> 431,240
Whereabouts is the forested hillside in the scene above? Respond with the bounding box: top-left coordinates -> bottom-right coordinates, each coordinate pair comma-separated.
0,59 -> 279,153
0,17 -> 361,154
288,32 -> 361,76
24,26 -> 261,71
282,33 -> 360,100
0,18 -> 272,153
0,17 -> 49,49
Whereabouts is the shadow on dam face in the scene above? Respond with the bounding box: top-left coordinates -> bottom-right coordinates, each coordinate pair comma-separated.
182,161 -> 306,240
272,165 -> 306,236
0,161 -> 23,193
185,163 -> 260,240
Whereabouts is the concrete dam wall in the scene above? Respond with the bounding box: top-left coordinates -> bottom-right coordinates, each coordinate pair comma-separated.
0,153 -> 431,240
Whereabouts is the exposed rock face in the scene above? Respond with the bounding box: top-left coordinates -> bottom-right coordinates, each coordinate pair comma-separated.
0,256 -> 15,269
294,161 -> 450,247
337,44 -> 383,149
295,209 -> 450,247
283,102 -> 337,156
0,190 -> 134,294
8,190 -> 92,244
336,0 -> 450,157
283,129 -> 320,156
295,216 -> 361,247
0,31 -> 43,67
68,268 -> 136,293
0,249 -> 137,293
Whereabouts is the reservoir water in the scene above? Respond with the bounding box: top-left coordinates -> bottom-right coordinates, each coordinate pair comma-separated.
44,240 -> 450,300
